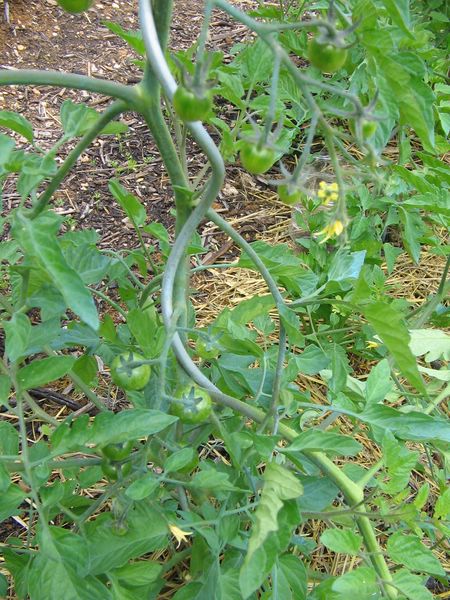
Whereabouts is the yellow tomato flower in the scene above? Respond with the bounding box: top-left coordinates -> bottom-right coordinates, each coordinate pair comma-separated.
317,181 -> 339,205
169,524 -> 193,547
316,219 -> 344,243
366,340 -> 380,349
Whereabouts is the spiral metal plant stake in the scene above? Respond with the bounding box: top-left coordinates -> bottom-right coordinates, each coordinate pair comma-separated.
139,1 -> 397,597
0,0 -> 400,596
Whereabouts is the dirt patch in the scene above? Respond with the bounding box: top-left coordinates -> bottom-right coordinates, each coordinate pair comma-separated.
1,0 -> 275,256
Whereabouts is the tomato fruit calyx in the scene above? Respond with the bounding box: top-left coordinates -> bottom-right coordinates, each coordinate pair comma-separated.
196,334 -> 220,359
173,86 -> 212,122
110,352 -> 151,391
57,0 -> 92,13
101,440 -> 134,461
307,36 -> 348,73
278,183 -> 304,206
239,142 -> 276,175
170,384 -> 212,424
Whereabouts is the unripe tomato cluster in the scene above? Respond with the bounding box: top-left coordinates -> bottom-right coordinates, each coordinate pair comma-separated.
100,441 -> 134,481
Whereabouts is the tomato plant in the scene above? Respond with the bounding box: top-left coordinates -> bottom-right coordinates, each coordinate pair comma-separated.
110,352 -> 151,391
173,86 -> 212,122
0,0 -> 448,598
170,384 -> 212,424
307,37 -> 348,73
239,143 -> 276,174
57,0 -> 92,13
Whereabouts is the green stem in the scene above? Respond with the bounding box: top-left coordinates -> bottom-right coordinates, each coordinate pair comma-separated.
132,215 -> 159,274
139,261 -> 236,306
23,392 -> 59,425
42,345 -> 107,412
410,254 -> 450,328
7,365 -> 47,526
152,0 -> 174,52
30,100 -> 127,218
139,97 -> 191,327
193,0 -> 213,84
100,249 -> 145,289
263,51 -> 281,143
91,288 -> 127,319
68,371 -> 108,412
0,69 -> 136,104
292,113 -> 318,182
206,209 -> 285,306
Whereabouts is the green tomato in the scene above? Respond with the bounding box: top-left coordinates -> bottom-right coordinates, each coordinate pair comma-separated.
173,86 -> 212,122
101,459 -> 119,481
240,143 -> 276,175
170,384 -> 212,424
120,462 -> 132,478
101,440 -> 134,461
350,119 -> 377,140
57,0 -> 92,13
307,37 -> 348,73
278,184 -> 304,206
110,352 -> 151,391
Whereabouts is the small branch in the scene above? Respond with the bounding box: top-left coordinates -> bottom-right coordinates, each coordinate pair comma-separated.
0,69 -> 137,105
30,100 -> 127,218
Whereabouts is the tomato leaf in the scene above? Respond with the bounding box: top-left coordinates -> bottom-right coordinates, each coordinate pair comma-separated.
3,313 -> 31,362
332,567 -> 378,597
17,356 -> 76,390
240,463 -> 302,598
125,473 -> 159,501
28,528 -> 111,600
0,485 -> 26,522
84,504 -> 167,575
0,421 -> 19,455
387,531 -> 445,576
380,432 -> 418,493
320,529 -> 363,555
103,21 -> 146,56
409,329 -> 450,362
0,110 -> 33,142
365,359 -> 393,405
380,0 -> 412,36
109,178 -> 147,227
392,569 -> 433,600
283,429 -> 362,457
363,301 -> 425,393
11,211 -> 99,331
360,404 -> 450,443
51,409 -> 177,452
